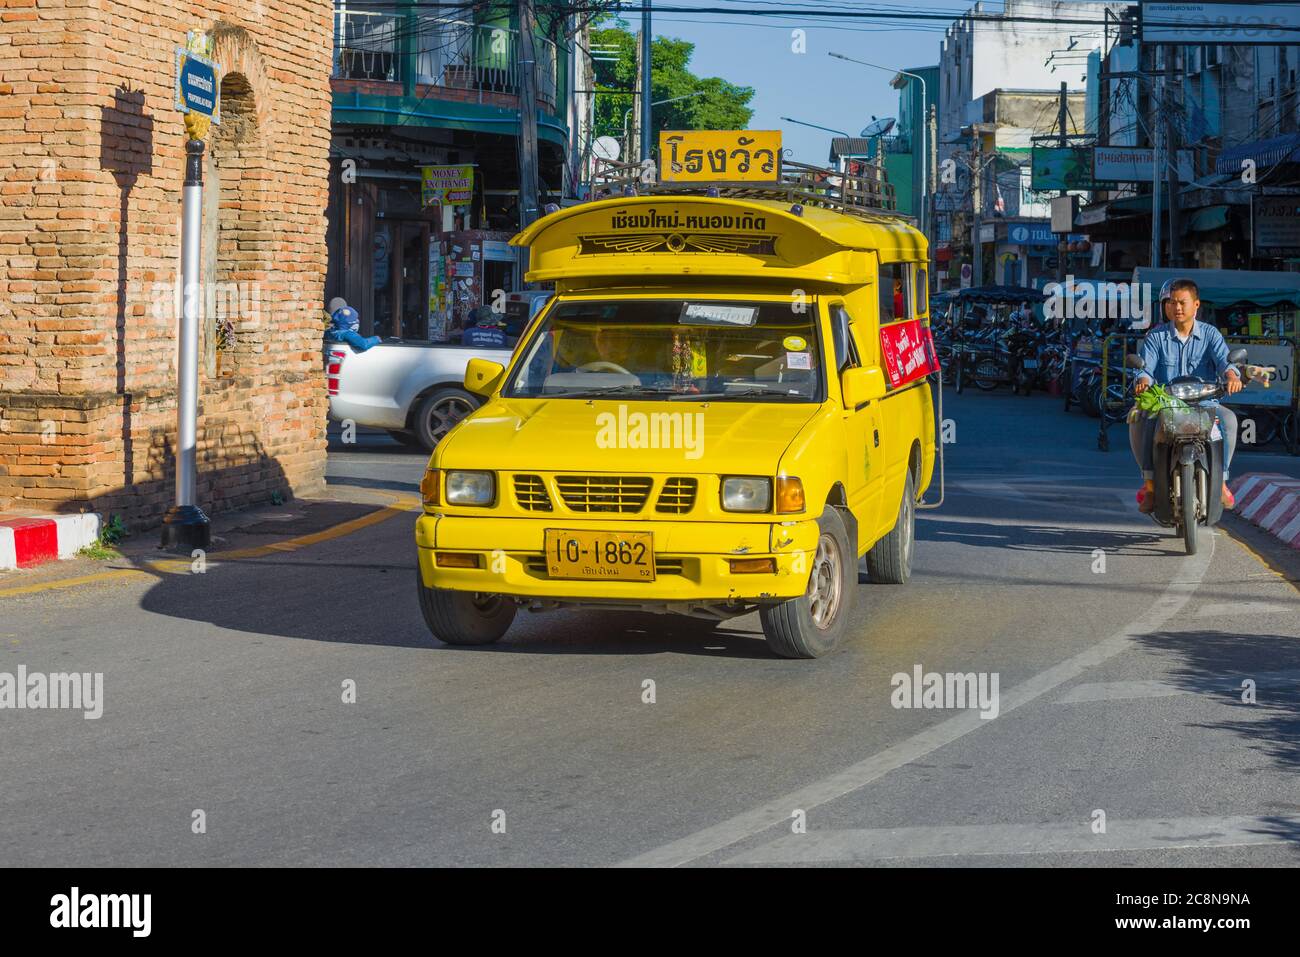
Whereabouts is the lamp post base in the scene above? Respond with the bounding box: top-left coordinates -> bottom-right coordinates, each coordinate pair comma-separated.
160,504 -> 211,551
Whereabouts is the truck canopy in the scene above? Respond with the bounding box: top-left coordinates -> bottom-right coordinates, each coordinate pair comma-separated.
511,195 -> 926,291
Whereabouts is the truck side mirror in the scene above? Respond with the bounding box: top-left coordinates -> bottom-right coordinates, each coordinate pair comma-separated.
841,366 -> 887,409
1226,348 -> 1248,365
464,358 -> 505,397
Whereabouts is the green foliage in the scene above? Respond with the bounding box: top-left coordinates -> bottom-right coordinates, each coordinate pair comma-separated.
100,514 -> 126,546
1134,384 -> 1188,417
590,18 -> 755,151
79,514 -> 126,560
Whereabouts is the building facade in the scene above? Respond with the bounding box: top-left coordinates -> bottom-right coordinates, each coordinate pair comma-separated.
0,3 -> 333,528
326,1 -> 577,342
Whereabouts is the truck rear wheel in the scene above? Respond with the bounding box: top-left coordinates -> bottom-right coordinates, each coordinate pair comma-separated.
867,470 -> 915,584
416,569 -> 515,645
759,506 -> 854,659
414,388 -> 477,451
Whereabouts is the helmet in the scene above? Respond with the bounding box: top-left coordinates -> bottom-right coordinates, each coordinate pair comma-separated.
1158,279 -> 1176,302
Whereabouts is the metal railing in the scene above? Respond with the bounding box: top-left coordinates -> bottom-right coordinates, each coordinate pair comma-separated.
333,8 -> 559,110
334,8 -> 402,82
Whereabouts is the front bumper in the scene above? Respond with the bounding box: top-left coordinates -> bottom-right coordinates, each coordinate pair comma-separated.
416,514 -> 818,603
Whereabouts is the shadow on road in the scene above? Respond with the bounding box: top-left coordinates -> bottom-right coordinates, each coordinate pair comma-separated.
919,518 -> 1168,556
1137,628 -> 1300,777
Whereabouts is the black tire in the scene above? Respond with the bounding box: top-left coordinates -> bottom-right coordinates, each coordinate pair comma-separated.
387,429 -> 421,447
1180,461 -> 1198,555
867,469 -> 915,584
759,506 -> 855,659
1081,378 -> 1101,418
416,569 -> 516,645
413,387 -> 478,451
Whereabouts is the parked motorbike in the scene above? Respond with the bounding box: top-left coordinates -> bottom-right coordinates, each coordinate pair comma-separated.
1007,327 -> 1042,395
1128,350 -> 1275,555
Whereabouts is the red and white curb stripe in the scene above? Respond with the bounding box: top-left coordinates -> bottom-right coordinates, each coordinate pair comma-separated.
0,514 -> 102,570
1230,473 -> 1300,548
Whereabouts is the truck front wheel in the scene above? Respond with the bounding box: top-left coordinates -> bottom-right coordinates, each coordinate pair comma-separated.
759,506 -> 855,659
416,570 -> 516,645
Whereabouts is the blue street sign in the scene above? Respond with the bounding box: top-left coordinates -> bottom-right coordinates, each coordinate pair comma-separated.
175,48 -> 221,123
1008,223 -> 1085,246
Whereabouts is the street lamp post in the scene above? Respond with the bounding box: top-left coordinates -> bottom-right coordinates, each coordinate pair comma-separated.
779,116 -> 851,170
829,52 -> 930,240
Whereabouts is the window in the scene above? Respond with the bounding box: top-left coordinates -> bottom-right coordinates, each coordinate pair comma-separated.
915,267 -> 928,316
829,305 -> 861,373
878,262 -> 911,322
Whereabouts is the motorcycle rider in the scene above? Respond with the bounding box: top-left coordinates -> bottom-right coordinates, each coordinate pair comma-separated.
1130,278 -> 1243,512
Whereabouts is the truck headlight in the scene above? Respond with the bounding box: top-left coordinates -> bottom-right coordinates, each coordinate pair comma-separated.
721,476 -> 772,513
445,470 -> 495,506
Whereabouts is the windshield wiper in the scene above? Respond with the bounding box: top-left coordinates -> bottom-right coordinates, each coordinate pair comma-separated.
667,385 -> 811,401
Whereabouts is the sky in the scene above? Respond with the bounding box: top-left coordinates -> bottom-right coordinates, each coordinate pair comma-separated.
637,2 -> 965,165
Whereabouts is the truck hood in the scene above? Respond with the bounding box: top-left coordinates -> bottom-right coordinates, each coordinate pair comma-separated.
437,397 -> 822,475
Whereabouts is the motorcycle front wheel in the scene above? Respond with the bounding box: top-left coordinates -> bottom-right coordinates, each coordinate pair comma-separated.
1180,460 -> 1198,555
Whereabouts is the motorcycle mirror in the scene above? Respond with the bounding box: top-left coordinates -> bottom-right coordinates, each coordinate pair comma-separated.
1125,353 -> 1144,369
1227,348 -> 1248,365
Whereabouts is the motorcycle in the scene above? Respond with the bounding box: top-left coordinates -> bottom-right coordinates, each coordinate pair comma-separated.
1128,350 -> 1275,555
1007,326 -> 1042,395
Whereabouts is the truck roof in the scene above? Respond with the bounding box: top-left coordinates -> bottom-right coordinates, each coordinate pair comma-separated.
511,194 -> 926,290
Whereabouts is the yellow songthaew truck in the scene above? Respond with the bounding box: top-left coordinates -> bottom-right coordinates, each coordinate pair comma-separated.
414,183 -> 938,658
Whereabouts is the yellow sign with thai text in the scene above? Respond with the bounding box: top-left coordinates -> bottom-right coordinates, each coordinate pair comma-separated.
658,130 -> 781,183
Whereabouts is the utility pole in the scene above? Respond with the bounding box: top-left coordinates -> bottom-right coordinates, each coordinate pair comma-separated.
1164,44 -> 1180,266
516,0 -> 540,282
1056,80 -> 1069,284
971,131 -> 982,285
1151,45 -> 1163,268
640,1 -> 652,164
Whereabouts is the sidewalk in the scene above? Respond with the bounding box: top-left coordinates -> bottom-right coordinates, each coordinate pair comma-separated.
0,485 -> 420,597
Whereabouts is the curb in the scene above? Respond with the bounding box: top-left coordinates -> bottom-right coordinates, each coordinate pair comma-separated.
1230,473 -> 1300,549
0,514 -> 101,570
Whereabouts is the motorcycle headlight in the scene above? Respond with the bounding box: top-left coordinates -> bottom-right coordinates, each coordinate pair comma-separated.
1169,381 -> 1217,401
444,470 -> 495,506
721,476 -> 772,513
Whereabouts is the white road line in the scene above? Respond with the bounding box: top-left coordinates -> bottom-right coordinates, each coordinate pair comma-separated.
724,814 -> 1300,865
616,538 -> 1215,868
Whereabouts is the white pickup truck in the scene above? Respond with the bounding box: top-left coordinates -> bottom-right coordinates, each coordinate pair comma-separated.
326,340 -> 516,450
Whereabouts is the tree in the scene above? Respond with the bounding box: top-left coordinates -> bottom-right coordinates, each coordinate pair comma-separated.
591,18 -> 755,155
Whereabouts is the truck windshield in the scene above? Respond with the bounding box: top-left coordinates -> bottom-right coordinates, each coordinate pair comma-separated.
504,299 -> 823,401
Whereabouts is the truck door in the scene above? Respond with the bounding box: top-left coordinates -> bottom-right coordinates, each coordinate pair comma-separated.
828,301 -> 884,542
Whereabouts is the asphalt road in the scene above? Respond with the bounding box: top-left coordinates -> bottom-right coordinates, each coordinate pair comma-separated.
3,392 -> 1298,867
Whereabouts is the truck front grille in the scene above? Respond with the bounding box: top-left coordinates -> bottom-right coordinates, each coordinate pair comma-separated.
655,477 -> 698,514
513,475 -> 553,511
555,475 -> 653,513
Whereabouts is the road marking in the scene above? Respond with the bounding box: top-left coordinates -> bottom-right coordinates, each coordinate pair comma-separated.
616,539 -> 1215,868
724,814 -> 1300,865
0,497 -> 421,599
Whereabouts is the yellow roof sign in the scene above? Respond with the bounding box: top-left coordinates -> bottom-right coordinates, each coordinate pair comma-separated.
659,130 -> 781,183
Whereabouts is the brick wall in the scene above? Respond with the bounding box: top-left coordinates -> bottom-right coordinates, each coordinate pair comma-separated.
0,1 -> 332,529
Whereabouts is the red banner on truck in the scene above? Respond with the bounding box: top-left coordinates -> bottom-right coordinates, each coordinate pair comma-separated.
880,319 -> 938,388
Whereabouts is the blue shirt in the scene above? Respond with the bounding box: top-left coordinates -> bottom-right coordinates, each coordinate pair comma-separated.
1137,320 -> 1232,386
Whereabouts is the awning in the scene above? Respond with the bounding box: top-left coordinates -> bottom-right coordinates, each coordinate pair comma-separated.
1183,204 -> 1232,233
1132,266 -> 1300,308
1215,131 -> 1300,175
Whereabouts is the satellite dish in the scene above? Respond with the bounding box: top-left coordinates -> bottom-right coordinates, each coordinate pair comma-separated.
592,136 -> 621,162
860,116 -> 896,137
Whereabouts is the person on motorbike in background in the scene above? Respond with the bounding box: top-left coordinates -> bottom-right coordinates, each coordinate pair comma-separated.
1130,278 -> 1243,513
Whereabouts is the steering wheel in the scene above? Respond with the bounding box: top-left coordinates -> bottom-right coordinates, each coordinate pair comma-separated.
577,360 -> 632,375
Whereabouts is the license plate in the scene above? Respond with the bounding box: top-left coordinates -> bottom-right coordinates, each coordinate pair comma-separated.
544,529 -> 655,581
1022,358 -> 1038,369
